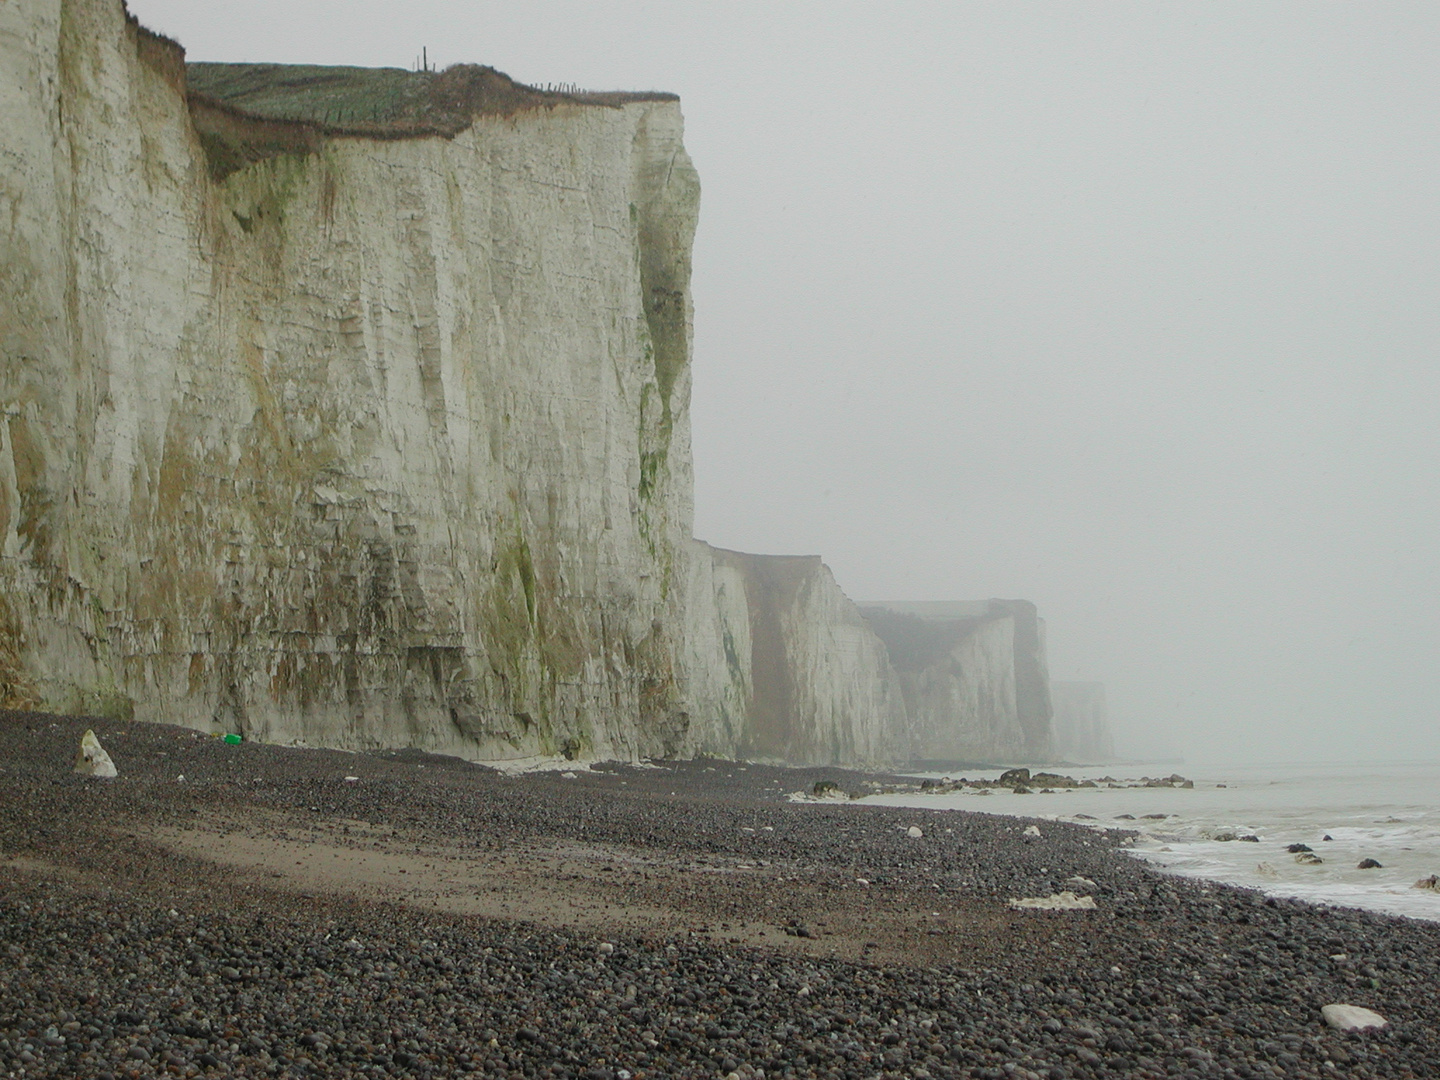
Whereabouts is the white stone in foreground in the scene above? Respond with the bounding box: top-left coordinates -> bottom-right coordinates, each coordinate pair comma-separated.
1009,891 -> 1097,910
73,730 -> 117,779
907,826 -> 924,838
1023,825 -> 1041,837
1321,1004 -> 1387,1031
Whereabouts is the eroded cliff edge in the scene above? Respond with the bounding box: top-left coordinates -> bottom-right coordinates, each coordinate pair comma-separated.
1,0 -> 1064,767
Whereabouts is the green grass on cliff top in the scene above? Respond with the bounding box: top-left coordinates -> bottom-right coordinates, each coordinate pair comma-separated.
187,62 -> 677,134
188,64 -> 432,127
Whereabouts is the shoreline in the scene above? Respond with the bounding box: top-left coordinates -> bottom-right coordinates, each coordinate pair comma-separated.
3,711 -> 1437,1079
853,766 -> 1440,927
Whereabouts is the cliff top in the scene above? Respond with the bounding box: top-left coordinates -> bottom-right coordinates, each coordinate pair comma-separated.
188,62 -> 677,137
859,606 -> 992,673
861,600 -> 993,621
182,61 -> 679,180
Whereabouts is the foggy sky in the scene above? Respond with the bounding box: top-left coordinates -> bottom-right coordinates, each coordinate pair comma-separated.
125,1 -> 1440,765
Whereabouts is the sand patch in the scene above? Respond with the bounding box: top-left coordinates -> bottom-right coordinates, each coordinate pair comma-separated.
156,808 -> 1010,966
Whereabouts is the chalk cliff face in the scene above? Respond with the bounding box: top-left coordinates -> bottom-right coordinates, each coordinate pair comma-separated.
0,0 -> 701,760
1,0 -> 1064,768
1050,681 -> 1115,763
681,546 -> 906,764
682,557 -> 1063,767
860,602 -> 1055,763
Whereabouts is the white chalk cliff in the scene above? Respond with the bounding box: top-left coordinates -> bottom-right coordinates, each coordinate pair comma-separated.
682,547 -> 907,764
859,601 -> 1055,763
1050,681 -> 1115,763
1,0 -> 1059,766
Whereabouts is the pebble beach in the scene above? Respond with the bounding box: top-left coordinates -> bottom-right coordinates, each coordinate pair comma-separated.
2,712 -> 1437,1079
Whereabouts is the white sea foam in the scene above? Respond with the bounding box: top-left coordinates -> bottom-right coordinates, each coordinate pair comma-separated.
856,762 -> 1440,923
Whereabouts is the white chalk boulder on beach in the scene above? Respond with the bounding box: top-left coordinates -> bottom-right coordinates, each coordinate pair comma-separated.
1321,1004 -> 1387,1032
1023,825 -> 1041,838
1009,891 -> 1097,911
1065,875 -> 1097,890
73,729 -> 117,778
906,826 -> 924,839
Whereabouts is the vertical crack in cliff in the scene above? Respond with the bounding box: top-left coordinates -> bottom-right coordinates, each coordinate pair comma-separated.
630,108 -> 699,617
709,552 -> 823,762
632,137 -> 697,427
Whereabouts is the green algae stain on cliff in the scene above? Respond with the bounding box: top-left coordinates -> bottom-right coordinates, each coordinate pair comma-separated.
517,536 -> 536,627
5,413 -> 56,565
480,526 -> 539,703
0,595 -> 42,711
219,151 -> 316,271
637,381 -> 669,505
633,378 -> 677,602
637,449 -> 665,503
62,685 -> 136,724
471,514 -> 597,756
632,114 -> 699,423
644,285 -> 687,419
635,381 -> 666,536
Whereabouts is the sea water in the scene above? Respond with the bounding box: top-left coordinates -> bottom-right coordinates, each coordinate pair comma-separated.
856,762 -> 1440,923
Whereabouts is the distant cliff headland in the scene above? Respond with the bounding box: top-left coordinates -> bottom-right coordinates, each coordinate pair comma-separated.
0,0 -> 1112,767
